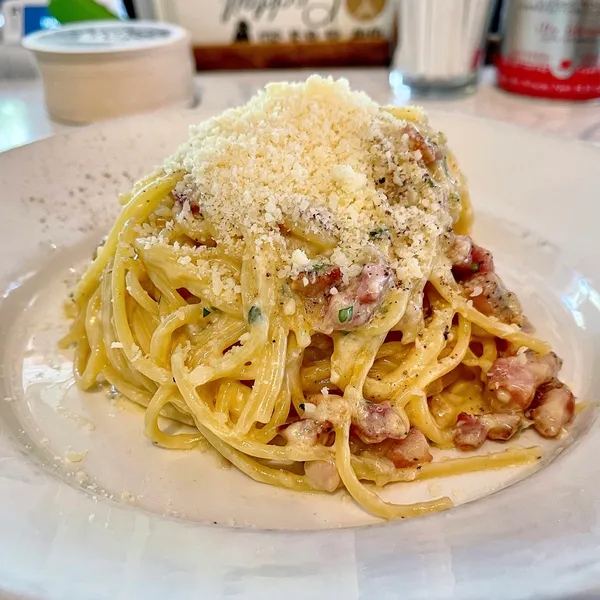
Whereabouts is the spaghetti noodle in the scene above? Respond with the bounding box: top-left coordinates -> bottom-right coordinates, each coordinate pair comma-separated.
62,77 -> 575,519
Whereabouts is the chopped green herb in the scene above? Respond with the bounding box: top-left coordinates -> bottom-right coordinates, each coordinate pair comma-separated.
202,307 -> 211,318
369,227 -> 389,240
248,305 -> 262,324
341,330 -> 350,336
426,177 -> 439,188
312,263 -> 325,272
471,262 -> 480,273
338,306 -> 353,324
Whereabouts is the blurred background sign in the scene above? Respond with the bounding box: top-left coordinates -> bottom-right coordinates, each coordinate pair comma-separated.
149,0 -> 396,68
152,0 -> 392,45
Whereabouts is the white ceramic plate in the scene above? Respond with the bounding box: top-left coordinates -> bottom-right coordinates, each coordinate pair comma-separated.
1,108 -> 599,599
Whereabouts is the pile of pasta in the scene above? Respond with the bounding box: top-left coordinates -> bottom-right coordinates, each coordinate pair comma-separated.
62,78 -> 568,520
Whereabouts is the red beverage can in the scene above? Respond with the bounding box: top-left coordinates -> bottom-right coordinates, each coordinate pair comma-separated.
497,0 -> 600,101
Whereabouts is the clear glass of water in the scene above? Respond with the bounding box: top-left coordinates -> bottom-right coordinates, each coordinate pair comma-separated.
390,0 -> 497,100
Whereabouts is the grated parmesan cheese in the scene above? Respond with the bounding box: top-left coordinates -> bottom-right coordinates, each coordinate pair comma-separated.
161,76 -> 453,287
515,352 -> 529,366
301,402 -> 317,416
283,298 -> 296,315
176,200 -> 191,223
291,249 -> 310,269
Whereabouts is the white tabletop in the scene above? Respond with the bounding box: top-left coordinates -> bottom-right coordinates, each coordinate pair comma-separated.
1,67 -> 599,154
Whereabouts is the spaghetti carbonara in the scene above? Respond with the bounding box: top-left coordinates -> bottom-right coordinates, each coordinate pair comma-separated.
62,77 -> 576,519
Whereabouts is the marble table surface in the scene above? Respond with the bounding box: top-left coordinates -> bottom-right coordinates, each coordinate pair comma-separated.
1,66 -> 599,154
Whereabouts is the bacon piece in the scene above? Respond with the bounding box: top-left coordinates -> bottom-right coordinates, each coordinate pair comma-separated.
485,413 -> 522,440
323,264 -> 393,331
356,264 -> 391,303
448,235 -> 494,279
530,379 -> 575,438
454,413 -> 487,449
487,351 -> 562,413
304,460 -> 340,492
447,236 -> 521,324
454,412 -> 522,450
463,272 -> 524,325
291,265 -> 342,297
351,401 -> 408,444
385,428 -> 433,468
470,244 -> 495,275
403,123 -> 443,164
280,418 -> 331,450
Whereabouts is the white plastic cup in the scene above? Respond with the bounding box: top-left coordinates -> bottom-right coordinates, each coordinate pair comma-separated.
23,21 -> 195,124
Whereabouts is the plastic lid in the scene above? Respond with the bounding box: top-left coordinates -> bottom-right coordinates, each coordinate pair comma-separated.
22,20 -> 188,54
